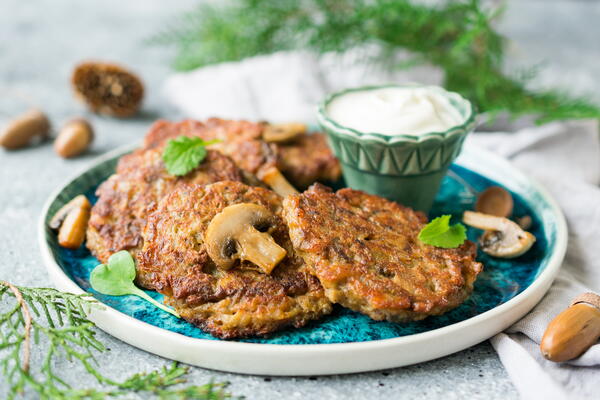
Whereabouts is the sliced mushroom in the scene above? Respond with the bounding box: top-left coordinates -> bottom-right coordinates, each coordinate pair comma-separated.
204,203 -> 287,274
57,196 -> 92,249
475,186 -> 513,218
262,123 -> 306,143
257,166 -> 299,197
463,211 -> 536,258
49,195 -> 90,230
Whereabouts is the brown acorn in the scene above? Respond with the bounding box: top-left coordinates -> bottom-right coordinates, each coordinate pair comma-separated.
540,293 -> 600,362
71,61 -> 144,117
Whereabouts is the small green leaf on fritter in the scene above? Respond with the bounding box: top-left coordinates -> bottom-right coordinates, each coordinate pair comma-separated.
90,250 -> 180,317
418,215 -> 467,248
162,135 -> 220,176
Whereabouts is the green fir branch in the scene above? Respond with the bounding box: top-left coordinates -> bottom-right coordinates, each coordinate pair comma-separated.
153,0 -> 600,124
0,281 -> 236,400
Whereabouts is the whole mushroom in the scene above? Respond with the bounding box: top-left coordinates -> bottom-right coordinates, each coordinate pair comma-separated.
463,211 -> 536,258
204,203 -> 287,274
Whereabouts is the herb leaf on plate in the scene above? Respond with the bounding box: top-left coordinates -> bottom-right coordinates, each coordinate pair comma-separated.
90,250 -> 180,317
162,136 -> 220,176
418,215 -> 467,248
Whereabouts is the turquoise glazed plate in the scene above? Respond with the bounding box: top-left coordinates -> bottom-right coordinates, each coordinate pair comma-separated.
39,142 -> 567,376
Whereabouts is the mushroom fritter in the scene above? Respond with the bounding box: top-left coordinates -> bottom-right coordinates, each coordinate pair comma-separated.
142,118 -> 341,188
86,148 -> 242,263
136,181 -> 332,339
282,184 -> 483,322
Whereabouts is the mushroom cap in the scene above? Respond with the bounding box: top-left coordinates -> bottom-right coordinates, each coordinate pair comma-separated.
475,186 -> 513,218
204,203 -> 283,270
463,211 -> 536,258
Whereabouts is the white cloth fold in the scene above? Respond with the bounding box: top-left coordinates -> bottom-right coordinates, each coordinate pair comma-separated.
164,51 -> 600,400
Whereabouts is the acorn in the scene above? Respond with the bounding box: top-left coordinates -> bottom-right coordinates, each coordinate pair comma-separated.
54,118 -> 94,158
0,109 -> 50,150
540,293 -> 600,362
71,61 -> 144,117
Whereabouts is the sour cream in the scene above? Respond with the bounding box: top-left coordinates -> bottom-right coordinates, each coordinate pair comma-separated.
326,86 -> 465,136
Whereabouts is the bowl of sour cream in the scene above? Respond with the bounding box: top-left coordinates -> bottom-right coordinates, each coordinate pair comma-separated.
317,84 -> 477,212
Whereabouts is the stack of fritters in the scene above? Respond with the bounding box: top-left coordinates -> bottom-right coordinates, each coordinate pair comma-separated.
143,118 -> 341,187
87,118 -> 341,263
87,118 -> 483,339
87,148 -> 242,263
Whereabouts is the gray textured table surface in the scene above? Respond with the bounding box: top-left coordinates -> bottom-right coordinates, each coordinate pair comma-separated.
1,1 -> 598,398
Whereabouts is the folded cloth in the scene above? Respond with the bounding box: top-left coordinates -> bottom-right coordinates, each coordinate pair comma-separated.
470,120 -> 600,400
164,51 -> 600,400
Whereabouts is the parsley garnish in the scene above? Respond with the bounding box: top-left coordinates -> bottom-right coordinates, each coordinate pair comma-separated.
162,136 -> 220,176
90,251 -> 179,317
418,215 -> 467,248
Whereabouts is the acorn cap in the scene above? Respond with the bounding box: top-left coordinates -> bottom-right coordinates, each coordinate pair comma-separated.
571,292 -> 600,309
71,61 -> 144,118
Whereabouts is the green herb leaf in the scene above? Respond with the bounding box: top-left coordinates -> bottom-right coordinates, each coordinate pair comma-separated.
418,215 -> 467,248
162,136 -> 220,176
90,250 -> 179,317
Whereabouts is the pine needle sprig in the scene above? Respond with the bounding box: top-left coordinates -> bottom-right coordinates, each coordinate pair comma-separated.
0,281 -> 237,400
153,0 -> 600,124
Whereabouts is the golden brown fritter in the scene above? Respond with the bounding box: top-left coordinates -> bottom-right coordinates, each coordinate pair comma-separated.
86,149 -> 242,263
142,118 -> 341,188
136,181 -> 332,339
282,184 -> 483,322
275,133 -> 341,188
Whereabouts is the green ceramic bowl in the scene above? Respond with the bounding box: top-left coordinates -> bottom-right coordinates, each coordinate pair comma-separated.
317,84 -> 477,212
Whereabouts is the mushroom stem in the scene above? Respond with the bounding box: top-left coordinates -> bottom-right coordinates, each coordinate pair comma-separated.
258,166 -> 299,197
237,226 -> 287,274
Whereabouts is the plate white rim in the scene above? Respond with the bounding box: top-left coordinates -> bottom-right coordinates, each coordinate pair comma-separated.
38,142 -> 567,375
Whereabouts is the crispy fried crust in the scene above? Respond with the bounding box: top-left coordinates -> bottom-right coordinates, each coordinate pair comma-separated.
282,184 -> 483,322
142,118 -> 341,187
275,133 -> 341,188
136,181 -> 332,339
86,149 -> 242,263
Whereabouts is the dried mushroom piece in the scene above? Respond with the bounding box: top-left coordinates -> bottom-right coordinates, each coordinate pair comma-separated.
463,211 -> 535,258
71,61 -> 144,117
204,203 -> 287,274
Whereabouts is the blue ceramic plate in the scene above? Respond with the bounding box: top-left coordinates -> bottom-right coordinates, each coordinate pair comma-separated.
39,143 -> 567,375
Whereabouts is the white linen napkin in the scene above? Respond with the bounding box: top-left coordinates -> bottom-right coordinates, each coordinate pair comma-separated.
164,51 -> 600,400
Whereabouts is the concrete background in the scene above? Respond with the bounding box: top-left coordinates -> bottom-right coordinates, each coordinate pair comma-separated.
1,1 -> 598,398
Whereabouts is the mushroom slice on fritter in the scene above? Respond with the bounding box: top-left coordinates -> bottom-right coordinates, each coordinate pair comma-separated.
262,123 -> 306,143
463,211 -> 535,258
204,203 -> 287,274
